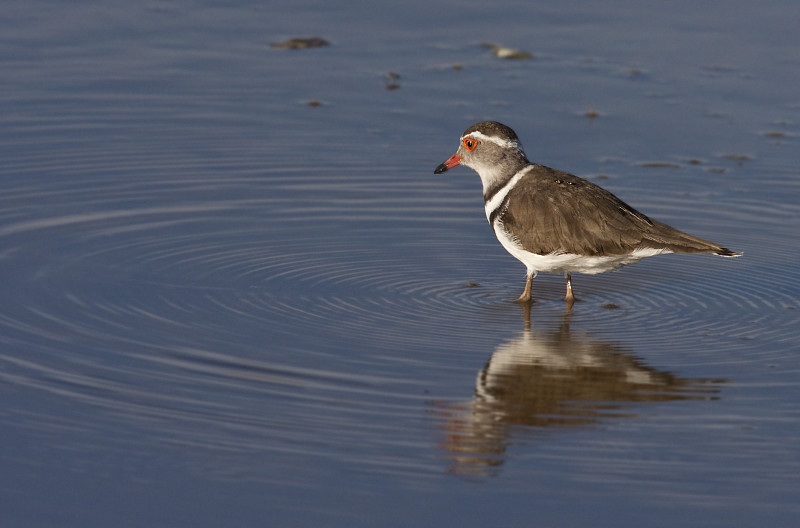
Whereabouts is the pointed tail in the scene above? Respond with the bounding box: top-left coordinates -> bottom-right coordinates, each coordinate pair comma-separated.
715,247 -> 742,258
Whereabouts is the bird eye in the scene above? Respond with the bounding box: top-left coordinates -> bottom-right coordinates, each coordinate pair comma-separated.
463,138 -> 478,151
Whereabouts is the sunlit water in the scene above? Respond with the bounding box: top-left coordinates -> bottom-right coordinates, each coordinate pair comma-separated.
2,1 -> 799,527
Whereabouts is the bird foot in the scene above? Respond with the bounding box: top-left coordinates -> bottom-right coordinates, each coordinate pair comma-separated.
515,274 -> 534,303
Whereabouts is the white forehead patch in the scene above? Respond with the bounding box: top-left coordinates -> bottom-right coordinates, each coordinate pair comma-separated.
461,130 -> 520,150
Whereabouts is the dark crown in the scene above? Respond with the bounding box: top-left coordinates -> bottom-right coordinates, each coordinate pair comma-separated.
462,121 -> 519,141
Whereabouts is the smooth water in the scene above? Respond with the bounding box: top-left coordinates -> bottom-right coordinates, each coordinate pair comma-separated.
2,1 -> 799,527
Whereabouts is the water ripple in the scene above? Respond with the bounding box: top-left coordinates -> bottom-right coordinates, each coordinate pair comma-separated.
0,147 -> 798,463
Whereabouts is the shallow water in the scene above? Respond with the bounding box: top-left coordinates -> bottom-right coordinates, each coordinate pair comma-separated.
2,1 -> 800,526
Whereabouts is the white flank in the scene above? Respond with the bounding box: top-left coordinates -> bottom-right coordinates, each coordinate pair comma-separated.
493,223 -> 671,275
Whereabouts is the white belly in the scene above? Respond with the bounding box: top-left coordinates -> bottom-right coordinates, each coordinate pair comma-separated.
492,221 -> 670,275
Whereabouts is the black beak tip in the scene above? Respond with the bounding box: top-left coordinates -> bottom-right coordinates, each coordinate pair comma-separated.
434,163 -> 448,174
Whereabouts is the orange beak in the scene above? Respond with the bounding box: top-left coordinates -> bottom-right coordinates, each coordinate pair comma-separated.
434,153 -> 462,174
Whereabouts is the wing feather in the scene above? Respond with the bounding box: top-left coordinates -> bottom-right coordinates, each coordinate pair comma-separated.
498,165 -> 730,256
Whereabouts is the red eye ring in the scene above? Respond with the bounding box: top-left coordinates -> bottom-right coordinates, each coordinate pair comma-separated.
463,138 -> 478,151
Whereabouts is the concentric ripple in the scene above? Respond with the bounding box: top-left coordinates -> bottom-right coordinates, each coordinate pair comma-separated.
1,125 -> 798,470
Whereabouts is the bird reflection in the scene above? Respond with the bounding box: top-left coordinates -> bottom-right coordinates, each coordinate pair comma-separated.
437,304 -> 725,476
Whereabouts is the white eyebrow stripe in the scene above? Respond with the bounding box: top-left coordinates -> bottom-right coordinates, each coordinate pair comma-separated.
461,130 -> 519,149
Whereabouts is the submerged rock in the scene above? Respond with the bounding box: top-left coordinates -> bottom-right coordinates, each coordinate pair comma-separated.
481,42 -> 534,59
384,71 -> 401,90
271,37 -> 330,49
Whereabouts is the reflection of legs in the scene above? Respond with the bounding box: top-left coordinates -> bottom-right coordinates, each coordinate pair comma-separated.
564,272 -> 575,303
515,270 -> 533,303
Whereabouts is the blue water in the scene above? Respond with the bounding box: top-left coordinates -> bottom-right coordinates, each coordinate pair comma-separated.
2,1 -> 799,527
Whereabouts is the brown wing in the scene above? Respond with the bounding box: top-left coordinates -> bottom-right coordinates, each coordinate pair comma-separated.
498,165 -> 733,256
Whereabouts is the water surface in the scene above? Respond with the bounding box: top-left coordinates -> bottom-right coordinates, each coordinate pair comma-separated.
2,1 -> 799,527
